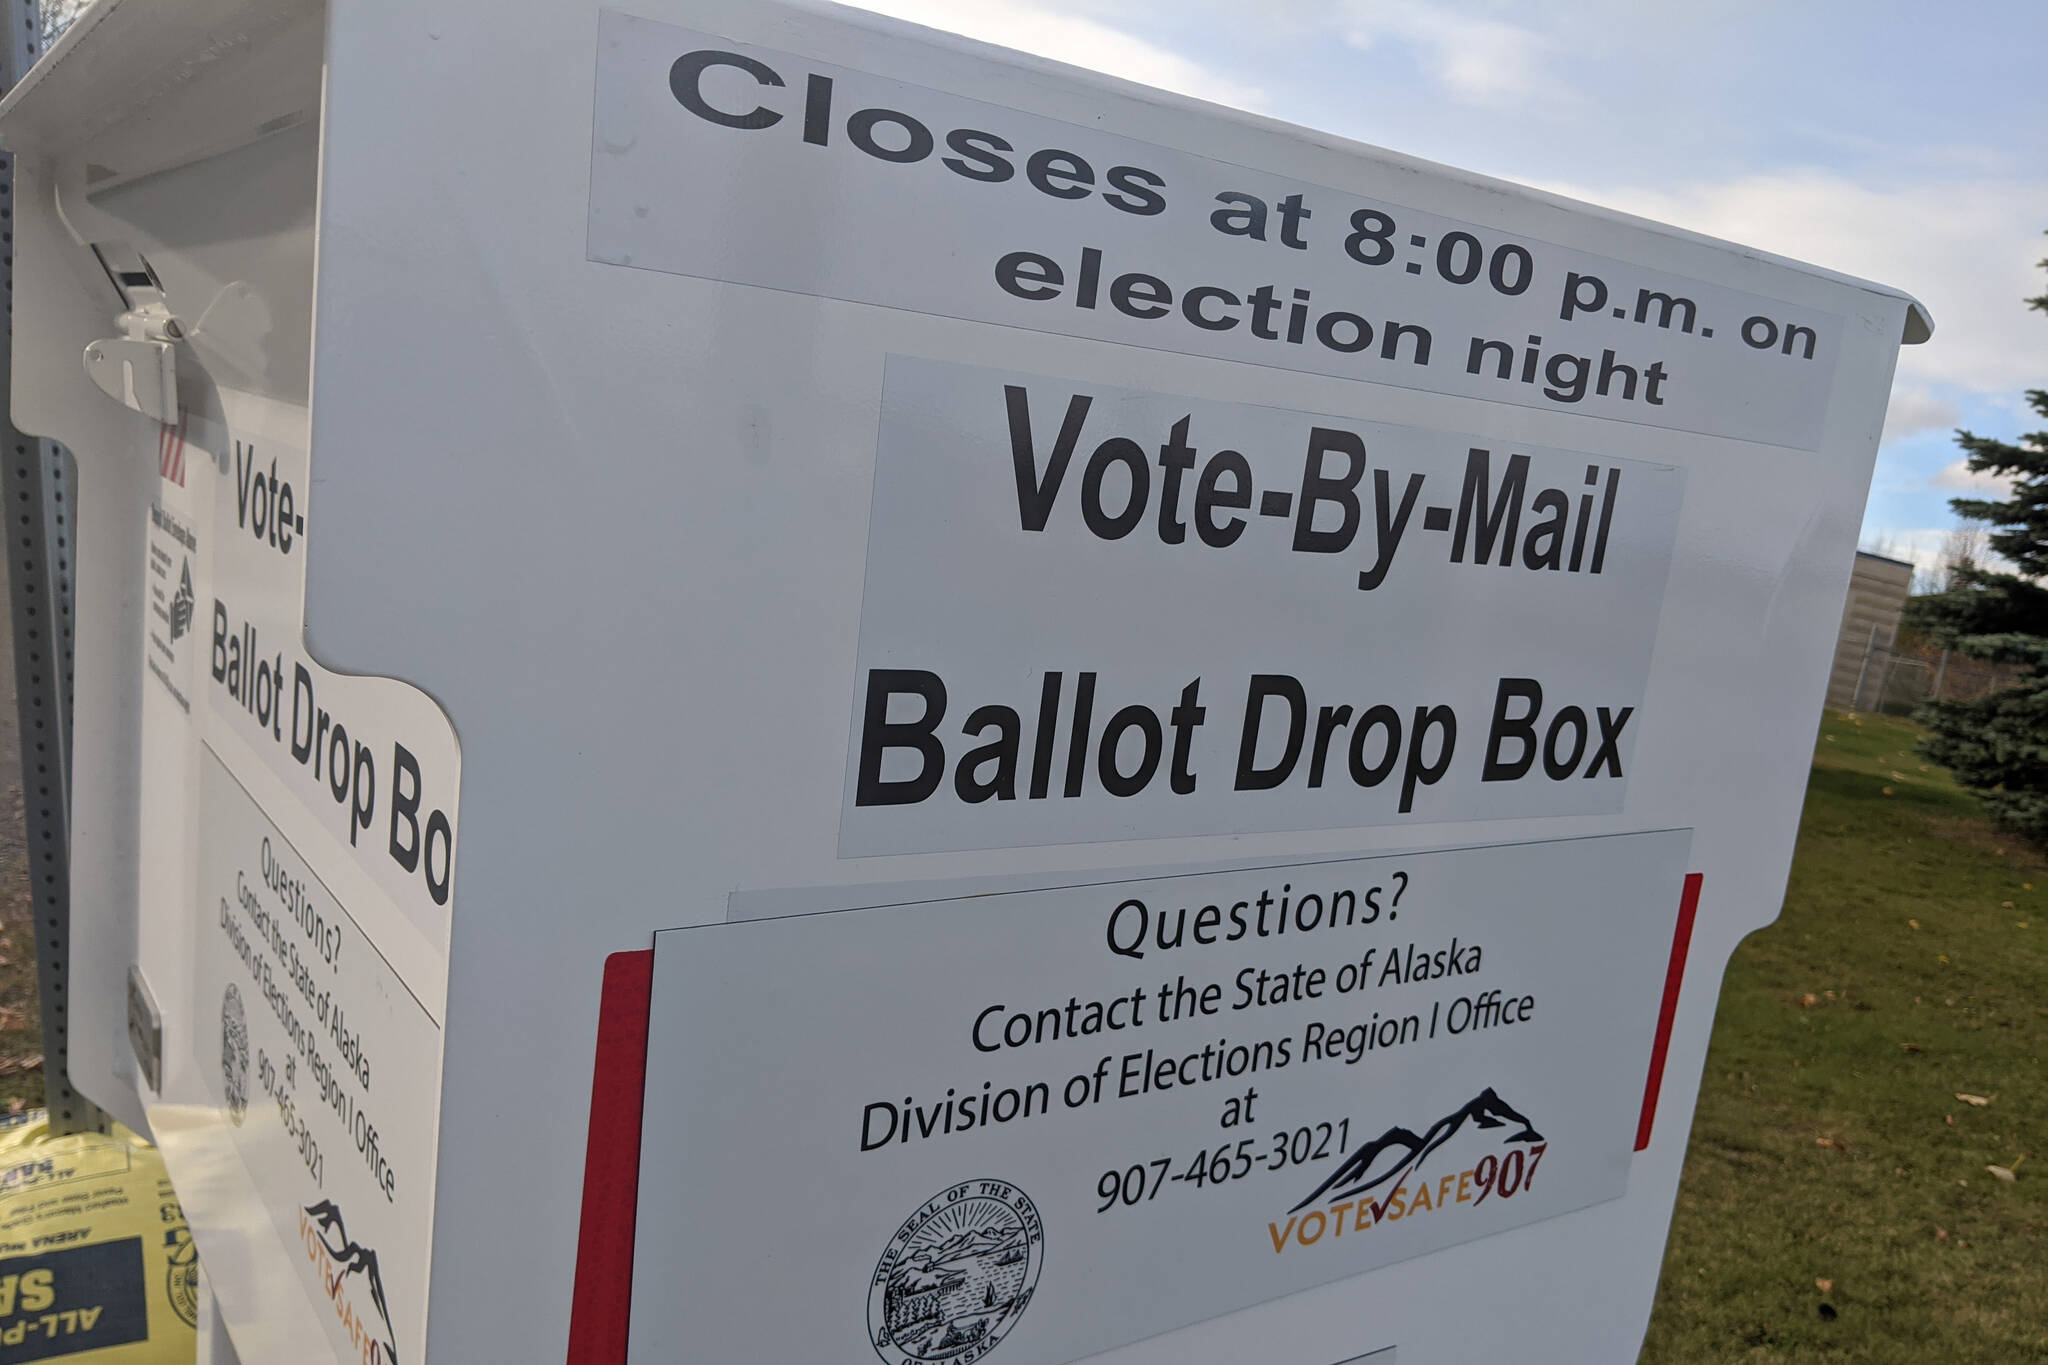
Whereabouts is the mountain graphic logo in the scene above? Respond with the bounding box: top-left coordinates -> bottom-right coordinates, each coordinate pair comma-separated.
168,559 -> 195,643
869,1179 -> 1043,1365
1291,1088 -> 1544,1215
302,1200 -> 401,1365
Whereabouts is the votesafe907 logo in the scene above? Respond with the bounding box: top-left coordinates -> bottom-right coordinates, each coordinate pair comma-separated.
870,1180 -> 1042,1364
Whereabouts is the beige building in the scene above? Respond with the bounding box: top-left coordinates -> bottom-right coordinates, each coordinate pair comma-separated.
1826,551 -> 1916,710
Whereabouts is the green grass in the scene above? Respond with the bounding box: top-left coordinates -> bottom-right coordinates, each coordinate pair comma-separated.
1641,710 -> 2048,1361
0,781 -> 42,1113
0,838 -> 41,1113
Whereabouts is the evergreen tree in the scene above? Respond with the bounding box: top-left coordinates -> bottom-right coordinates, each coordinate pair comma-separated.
1904,239 -> 2048,838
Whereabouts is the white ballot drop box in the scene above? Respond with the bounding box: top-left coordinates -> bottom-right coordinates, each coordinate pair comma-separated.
0,1 -> 1927,1362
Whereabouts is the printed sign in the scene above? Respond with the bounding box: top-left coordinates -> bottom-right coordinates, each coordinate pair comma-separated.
130,390 -> 458,1365
843,356 -> 1685,855
191,749 -> 439,1365
199,412 -> 459,987
627,831 -> 1690,1365
590,10 -> 1841,448
143,493 -> 200,718
0,1241 -> 149,1361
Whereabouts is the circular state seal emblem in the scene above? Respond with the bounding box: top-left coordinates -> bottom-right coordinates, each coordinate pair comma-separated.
870,1179 -> 1043,1365
220,985 -> 250,1126
164,1229 -> 201,1329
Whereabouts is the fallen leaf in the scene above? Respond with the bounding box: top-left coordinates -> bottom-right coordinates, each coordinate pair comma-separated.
1824,990 -> 1837,1000
1935,1226 -> 1950,1242
1939,954 -> 1951,964
1988,1165 -> 2017,1182
1890,770 -> 1908,780
1895,1167 -> 1908,1176
1882,786 -> 1895,795
1909,919 -> 1921,930
1800,993 -> 1819,1008
1901,1043 -> 1924,1053
1957,1093 -> 1994,1107
1946,1115 -> 1956,1126
2002,901 -> 2015,909
1815,1278 -> 1834,1293
1816,1136 -> 1846,1151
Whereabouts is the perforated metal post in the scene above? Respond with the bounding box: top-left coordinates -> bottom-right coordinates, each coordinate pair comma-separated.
2,0 -> 106,1136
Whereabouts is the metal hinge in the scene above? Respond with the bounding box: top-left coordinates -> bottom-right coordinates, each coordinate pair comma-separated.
83,303 -> 180,423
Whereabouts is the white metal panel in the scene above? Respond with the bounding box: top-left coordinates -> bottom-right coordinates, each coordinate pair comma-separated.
295,3 -> 1914,1362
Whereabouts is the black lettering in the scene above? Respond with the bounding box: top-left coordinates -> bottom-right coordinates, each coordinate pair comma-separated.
1294,428 -> 1366,554
1399,706 -> 1456,814
1542,707 -> 1587,779
1081,438 -> 1149,539
1110,272 -> 1173,320
1027,148 -> 1094,199
846,107 -> 934,163
389,743 -> 422,872
1098,706 -> 1163,797
1451,447 -> 1528,566
669,50 -> 784,130
855,670 -> 947,806
942,128 -> 1014,181
1236,675 -> 1305,791
1195,450 -> 1251,547
1482,678 -> 1541,781
995,251 -> 1063,302
1103,165 -> 1167,216
1005,385 -> 1090,530
956,705 -> 1021,803
1586,706 -> 1633,778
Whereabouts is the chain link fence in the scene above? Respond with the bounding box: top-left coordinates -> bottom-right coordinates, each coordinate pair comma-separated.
1842,633 -> 2025,716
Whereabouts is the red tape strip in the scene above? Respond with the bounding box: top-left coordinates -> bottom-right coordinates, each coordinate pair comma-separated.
1635,873 -> 1703,1151
568,949 -> 655,1364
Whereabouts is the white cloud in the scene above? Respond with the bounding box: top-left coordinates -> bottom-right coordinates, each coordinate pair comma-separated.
1341,1 -> 1563,109
844,0 -> 1266,112
1881,388 -> 1961,447
1860,528 -> 1950,581
1930,459 -> 2015,497
1535,173 -> 2048,400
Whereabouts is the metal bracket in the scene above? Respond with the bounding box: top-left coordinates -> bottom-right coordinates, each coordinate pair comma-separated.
84,324 -> 178,424
81,244 -> 180,423
3,0 -> 108,1137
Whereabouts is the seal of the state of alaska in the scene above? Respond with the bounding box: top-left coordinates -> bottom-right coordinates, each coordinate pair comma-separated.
869,1179 -> 1043,1364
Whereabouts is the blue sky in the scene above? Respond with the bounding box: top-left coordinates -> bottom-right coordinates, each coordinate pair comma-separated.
853,0 -> 2048,580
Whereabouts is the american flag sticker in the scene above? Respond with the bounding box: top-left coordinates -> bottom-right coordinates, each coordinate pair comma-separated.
158,415 -> 187,487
